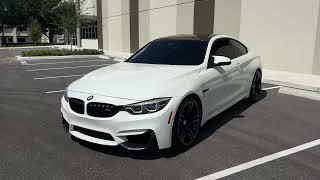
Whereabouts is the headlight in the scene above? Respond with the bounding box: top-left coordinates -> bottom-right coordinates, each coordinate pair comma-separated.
123,98 -> 171,115
63,87 -> 69,102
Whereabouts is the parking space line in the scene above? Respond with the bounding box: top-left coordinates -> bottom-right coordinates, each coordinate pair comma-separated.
23,60 -> 110,66
26,64 -> 111,72
45,90 -> 65,94
34,74 -> 85,80
196,139 -> 320,180
20,61 -> 27,65
262,86 -> 282,91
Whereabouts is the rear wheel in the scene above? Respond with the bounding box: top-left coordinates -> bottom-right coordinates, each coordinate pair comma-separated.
249,70 -> 262,102
172,97 -> 201,150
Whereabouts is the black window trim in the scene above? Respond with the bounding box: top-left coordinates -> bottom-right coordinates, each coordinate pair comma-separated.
207,37 -> 231,69
228,38 -> 248,55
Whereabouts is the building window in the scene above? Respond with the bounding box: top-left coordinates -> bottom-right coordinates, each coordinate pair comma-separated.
17,37 -> 26,43
81,20 -> 98,39
7,37 -> 13,43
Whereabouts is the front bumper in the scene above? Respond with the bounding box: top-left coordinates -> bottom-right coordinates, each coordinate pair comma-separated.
61,93 -> 180,150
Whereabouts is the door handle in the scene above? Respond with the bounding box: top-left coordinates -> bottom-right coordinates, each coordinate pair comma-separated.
236,63 -> 241,69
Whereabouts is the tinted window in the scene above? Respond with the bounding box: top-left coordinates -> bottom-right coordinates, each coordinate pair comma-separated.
127,39 -> 209,65
210,38 -> 234,59
229,39 -> 248,58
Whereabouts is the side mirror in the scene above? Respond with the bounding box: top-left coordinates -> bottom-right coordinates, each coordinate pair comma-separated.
212,56 -> 231,66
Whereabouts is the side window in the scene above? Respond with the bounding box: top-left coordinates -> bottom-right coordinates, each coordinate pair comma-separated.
210,38 -> 233,59
229,39 -> 248,58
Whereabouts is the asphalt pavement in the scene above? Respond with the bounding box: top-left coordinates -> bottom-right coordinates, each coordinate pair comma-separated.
0,52 -> 319,180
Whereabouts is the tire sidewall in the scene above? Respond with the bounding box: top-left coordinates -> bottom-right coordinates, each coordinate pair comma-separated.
249,70 -> 262,102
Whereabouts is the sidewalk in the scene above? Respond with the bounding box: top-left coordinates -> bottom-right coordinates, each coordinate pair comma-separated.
262,69 -> 320,92
262,69 -> 320,100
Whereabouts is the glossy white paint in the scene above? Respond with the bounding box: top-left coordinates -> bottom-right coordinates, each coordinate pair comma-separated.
61,35 -> 261,149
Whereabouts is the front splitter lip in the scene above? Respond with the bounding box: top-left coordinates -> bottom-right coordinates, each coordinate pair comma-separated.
69,129 -> 118,146
63,117 -> 158,150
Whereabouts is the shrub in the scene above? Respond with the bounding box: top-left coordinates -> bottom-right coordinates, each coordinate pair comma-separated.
22,49 -> 104,57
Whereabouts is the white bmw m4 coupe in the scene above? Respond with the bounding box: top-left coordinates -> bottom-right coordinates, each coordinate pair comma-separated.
61,34 -> 262,150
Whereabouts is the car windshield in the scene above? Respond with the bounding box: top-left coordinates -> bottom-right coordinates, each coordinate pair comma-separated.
126,39 -> 209,65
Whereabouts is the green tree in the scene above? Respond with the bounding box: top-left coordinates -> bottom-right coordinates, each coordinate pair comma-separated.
59,1 -> 80,50
28,19 -> 42,45
0,0 -> 28,45
26,0 -> 63,43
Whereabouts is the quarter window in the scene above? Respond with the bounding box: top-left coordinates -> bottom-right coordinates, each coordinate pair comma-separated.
210,38 -> 233,59
210,38 -> 248,60
229,39 -> 248,58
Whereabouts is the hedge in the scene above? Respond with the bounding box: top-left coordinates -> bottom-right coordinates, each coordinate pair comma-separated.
22,49 -> 104,57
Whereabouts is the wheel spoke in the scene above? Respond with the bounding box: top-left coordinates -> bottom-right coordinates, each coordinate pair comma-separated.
186,127 -> 195,140
191,114 -> 199,122
187,102 -> 193,114
180,130 -> 186,143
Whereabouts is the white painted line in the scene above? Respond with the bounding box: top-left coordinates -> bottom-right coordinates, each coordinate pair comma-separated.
262,86 -> 282,91
34,74 -> 85,80
24,59 -> 110,66
45,90 -> 65,94
20,61 -> 27,65
196,139 -> 320,180
27,64 -> 110,72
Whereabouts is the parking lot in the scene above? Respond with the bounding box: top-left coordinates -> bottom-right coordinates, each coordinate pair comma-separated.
0,50 -> 320,179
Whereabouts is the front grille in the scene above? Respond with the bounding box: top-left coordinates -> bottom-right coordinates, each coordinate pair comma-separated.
74,126 -> 114,141
87,102 -> 119,117
69,98 -> 84,114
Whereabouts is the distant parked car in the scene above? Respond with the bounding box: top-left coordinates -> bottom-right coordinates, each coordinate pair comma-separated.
61,34 -> 262,150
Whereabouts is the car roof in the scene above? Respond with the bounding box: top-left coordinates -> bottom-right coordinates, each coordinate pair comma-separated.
156,34 -> 219,41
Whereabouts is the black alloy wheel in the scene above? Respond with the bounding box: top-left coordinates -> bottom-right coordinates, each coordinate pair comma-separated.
172,97 -> 201,149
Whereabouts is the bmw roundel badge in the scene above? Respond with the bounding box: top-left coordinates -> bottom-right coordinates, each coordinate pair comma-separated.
87,95 -> 94,101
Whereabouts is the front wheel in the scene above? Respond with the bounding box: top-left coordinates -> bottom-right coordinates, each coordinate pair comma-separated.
248,70 -> 262,102
172,97 -> 201,150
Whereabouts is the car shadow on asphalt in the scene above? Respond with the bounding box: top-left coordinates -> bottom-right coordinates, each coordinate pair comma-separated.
77,91 -> 267,160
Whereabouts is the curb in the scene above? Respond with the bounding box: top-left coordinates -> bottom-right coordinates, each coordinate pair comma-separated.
279,87 -> 320,101
98,55 -> 126,62
0,46 -> 53,50
16,55 -> 101,61
102,50 -> 133,62
262,79 -> 320,93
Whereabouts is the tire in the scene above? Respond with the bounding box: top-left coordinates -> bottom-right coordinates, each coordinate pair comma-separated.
172,97 -> 202,150
248,70 -> 262,103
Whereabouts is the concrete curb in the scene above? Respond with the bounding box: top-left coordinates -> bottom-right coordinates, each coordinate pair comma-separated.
98,55 -> 124,62
102,50 -> 133,61
262,79 -> 320,93
16,55 -> 101,61
279,87 -> 320,101
0,46 -> 53,50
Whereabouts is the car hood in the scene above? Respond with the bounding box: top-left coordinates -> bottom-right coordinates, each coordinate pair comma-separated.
68,62 -> 201,101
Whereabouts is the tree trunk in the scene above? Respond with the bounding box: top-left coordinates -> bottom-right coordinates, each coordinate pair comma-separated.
49,31 -> 54,43
1,22 -> 6,47
69,32 -> 72,51
64,29 -> 68,46
76,0 -> 81,48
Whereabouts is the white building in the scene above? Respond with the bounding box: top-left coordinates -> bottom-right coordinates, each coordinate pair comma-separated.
0,25 -> 49,46
79,0 -> 320,75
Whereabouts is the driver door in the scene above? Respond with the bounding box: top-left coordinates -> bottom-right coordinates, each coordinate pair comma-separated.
201,38 -> 241,119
